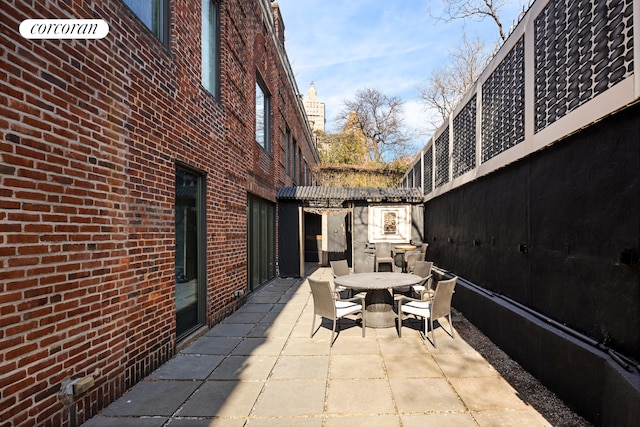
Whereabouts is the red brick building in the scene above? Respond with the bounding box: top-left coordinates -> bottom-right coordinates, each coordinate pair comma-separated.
0,1 -> 318,424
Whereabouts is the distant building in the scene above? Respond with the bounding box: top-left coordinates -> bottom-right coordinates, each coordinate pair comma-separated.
303,82 -> 326,133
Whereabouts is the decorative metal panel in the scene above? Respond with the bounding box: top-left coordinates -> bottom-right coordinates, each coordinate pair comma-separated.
423,146 -> 433,195
481,37 -> 525,162
413,160 -> 422,190
534,0 -> 634,132
435,128 -> 450,188
453,94 -> 477,178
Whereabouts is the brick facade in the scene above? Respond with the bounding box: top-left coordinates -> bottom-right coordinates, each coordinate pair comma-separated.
0,1 -> 317,425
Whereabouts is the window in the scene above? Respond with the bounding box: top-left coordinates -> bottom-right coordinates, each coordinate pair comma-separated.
122,0 -> 170,47
255,77 -> 270,151
292,139 -> 297,183
304,160 -> 308,185
201,0 -> 220,97
285,128 -> 291,176
298,147 -> 302,184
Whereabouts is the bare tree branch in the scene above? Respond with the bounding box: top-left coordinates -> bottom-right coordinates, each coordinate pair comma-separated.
418,33 -> 490,128
432,0 -> 509,41
339,88 -> 412,163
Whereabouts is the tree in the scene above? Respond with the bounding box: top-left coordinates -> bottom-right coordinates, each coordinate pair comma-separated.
318,131 -> 367,165
418,33 -> 490,127
340,88 -> 412,164
433,0 -> 510,41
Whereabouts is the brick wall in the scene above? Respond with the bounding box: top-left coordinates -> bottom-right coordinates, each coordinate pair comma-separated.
0,0 -> 316,424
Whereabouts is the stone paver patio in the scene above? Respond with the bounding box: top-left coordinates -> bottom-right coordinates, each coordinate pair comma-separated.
84,267 -> 553,426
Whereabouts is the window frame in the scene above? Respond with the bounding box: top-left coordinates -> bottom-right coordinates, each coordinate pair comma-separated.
201,0 -> 220,98
285,127 -> 291,176
292,139 -> 297,184
175,164 -> 207,341
255,75 -> 271,152
122,0 -> 170,48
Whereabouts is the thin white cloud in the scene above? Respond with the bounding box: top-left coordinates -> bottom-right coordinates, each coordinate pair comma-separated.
277,0 -> 522,140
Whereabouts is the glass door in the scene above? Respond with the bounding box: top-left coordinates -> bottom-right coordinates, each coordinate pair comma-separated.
247,194 -> 275,291
175,168 -> 205,339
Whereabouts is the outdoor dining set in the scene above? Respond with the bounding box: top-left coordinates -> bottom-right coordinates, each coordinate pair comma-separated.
309,242 -> 458,347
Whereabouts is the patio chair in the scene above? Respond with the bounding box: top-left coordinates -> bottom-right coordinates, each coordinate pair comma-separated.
330,259 -> 349,296
411,261 -> 434,299
405,251 -> 424,273
330,259 -> 366,299
308,277 -> 366,346
374,242 -> 394,272
420,243 -> 429,255
397,276 -> 457,347
330,259 -> 350,277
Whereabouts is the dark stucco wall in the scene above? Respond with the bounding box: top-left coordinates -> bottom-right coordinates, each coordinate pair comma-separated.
426,101 -> 640,359
425,102 -> 640,424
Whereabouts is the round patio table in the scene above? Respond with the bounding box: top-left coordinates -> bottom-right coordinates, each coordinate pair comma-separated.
334,272 -> 422,328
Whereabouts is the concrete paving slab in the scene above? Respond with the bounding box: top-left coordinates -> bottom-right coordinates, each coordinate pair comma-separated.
222,311 -> 266,324
270,355 -> 329,379
82,416 -> 167,427
237,302 -> 276,313
230,337 -> 287,356
288,321 -> 316,337
246,416 -> 323,427
280,338 -> 331,356
246,293 -> 282,304
326,378 -> 395,414
209,355 -> 278,380
432,351 -> 501,378
389,377 -> 466,413
400,412 -> 478,427
179,418 -> 244,427
181,336 -> 242,355
473,408 -> 553,426
449,376 -> 527,411
324,414 -> 401,427
383,353 -> 443,378
328,335 -> 380,354
377,335 -> 430,355
100,380 -> 200,416
149,354 -> 224,380
247,321 -> 295,338
251,379 -> 326,416
428,337 -> 479,354
261,308 -> 304,324
329,354 -> 385,379
205,322 -> 254,337
178,380 -> 264,417
168,419 -> 217,427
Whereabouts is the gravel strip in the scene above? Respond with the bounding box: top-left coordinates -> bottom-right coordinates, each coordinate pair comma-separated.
452,309 -> 593,427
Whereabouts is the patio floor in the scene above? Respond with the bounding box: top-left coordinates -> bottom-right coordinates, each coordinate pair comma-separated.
84,266 -> 556,427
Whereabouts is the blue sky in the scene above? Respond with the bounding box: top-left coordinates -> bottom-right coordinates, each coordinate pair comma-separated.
276,0 -> 526,152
